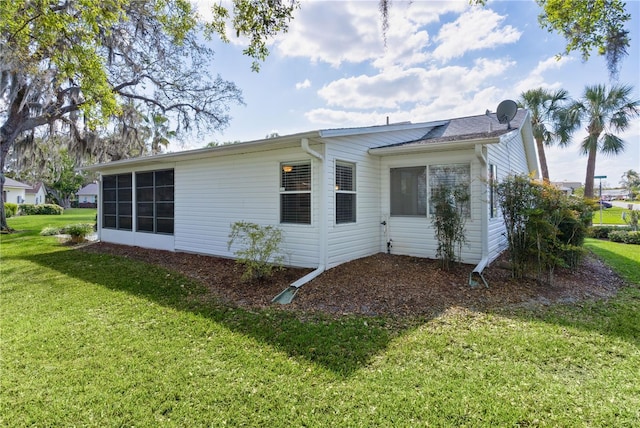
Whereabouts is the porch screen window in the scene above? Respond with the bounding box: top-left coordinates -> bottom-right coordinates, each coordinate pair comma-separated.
335,162 -> 356,224
102,173 -> 132,230
280,162 -> 311,224
136,169 -> 174,234
428,163 -> 471,217
390,167 -> 426,216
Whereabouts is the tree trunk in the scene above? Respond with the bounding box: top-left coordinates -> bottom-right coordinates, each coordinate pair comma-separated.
583,145 -> 598,198
535,137 -> 550,182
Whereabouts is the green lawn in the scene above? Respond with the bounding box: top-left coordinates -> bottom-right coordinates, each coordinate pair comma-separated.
592,206 -> 629,225
2,211 -> 639,426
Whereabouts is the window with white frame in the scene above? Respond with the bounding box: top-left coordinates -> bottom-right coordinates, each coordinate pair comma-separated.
102,173 -> 132,230
390,166 -> 427,216
136,169 -> 174,234
335,161 -> 356,224
489,164 -> 498,218
280,162 -> 311,224
428,163 -> 471,217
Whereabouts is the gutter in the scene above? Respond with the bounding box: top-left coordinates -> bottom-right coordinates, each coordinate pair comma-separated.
469,144 -> 489,288
272,138 -> 327,304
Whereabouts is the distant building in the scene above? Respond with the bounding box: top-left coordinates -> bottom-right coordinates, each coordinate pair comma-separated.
552,181 -> 582,195
77,182 -> 98,208
2,177 -> 32,204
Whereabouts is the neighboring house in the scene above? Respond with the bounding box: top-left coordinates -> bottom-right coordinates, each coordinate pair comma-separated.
2,177 -> 32,204
83,109 -> 537,277
24,182 -> 47,205
552,181 -> 582,195
77,182 -> 99,208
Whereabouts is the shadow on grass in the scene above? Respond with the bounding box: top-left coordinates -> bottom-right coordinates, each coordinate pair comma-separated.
19,248 -> 426,377
17,243 -> 640,375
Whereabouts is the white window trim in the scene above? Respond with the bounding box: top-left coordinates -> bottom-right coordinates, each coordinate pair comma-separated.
335,160 -> 356,224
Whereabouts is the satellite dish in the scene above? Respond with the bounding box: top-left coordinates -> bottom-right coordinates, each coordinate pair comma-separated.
496,99 -> 518,129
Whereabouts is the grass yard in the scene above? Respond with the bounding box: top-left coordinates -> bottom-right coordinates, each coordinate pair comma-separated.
592,206 -> 630,225
1,211 -> 639,426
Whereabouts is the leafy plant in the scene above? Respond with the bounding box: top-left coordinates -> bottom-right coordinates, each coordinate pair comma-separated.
622,209 -> 639,231
40,226 -> 61,236
495,175 -> 592,282
227,221 -> 285,281
4,203 -> 18,218
430,182 -> 469,270
61,223 -> 94,244
19,204 -> 63,215
608,230 -> 640,245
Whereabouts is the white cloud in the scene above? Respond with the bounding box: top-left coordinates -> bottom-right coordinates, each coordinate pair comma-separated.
295,79 -> 312,90
316,58 -> 515,110
513,55 -> 574,94
432,8 -> 521,61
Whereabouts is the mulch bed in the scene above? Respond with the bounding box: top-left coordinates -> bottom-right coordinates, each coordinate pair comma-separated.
81,242 -> 626,317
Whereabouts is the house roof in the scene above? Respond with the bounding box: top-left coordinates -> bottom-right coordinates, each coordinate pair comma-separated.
25,182 -> 44,194
77,182 -> 99,195
82,109 -> 535,174
371,109 -> 528,152
81,119 -> 456,172
3,177 -> 32,189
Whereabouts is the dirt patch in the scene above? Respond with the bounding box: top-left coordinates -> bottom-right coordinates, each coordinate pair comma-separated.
82,242 -> 625,317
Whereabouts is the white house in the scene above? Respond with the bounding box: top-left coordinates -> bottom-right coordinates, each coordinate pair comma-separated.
77,182 -> 99,207
24,182 -> 47,205
2,177 -> 32,204
84,109 -> 537,283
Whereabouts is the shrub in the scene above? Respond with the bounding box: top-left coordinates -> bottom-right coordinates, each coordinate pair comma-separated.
608,230 -> 640,245
430,181 -> 469,270
622,209 -> 639,231
227,221 -> 285,281
495,175 -> 593,283
589,225 -> 632,238
4,202 -> 18,218
61,223 -> 94,244
19,204 -> 64,215
40,226 -> 62,236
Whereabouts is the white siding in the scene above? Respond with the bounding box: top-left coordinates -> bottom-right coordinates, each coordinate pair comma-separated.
174,146 -> 320,268
378,149 -> 483,264
486,129 -> 533,263
323,128 -> 433,268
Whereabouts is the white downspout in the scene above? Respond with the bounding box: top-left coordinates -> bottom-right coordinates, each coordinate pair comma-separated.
470,144 -> 489,287
97,174 -> 103,242
272,138 -> 327,303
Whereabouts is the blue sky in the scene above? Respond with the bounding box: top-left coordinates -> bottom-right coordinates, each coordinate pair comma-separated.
191,0 -> 640,187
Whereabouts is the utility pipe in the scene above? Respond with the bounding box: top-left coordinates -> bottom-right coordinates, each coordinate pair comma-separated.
470,144 -> 489,287
272,138 -> 327,304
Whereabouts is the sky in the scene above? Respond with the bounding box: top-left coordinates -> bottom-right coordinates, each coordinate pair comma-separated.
189,0 -> 640,187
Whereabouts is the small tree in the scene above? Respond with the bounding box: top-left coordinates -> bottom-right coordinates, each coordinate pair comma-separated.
430,182 -> 469,271
227,221 -> 285,282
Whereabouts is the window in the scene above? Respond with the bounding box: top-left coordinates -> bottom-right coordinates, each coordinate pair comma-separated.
390,167 -> 426,216
489,164 -> 498,218
102,173 -> 132,230
335,162 -> 356,224
428,163 -> 471,217
136,169 -> 174,234
280,162 -> 311,224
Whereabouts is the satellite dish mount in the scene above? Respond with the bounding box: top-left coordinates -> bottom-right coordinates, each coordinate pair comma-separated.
495,99 -> 518,129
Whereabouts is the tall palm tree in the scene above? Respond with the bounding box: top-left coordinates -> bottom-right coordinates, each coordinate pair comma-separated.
518,88 -> 572,181
568,84 -> 640,198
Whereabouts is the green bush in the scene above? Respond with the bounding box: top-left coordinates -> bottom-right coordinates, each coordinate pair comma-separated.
61,223 -> 94,243
608,230 -> 640,245
4,202 -> 18,218
227,221 -> 285,281
40,226 -> 62,236
19,204 -> 64,215
589,225 -> 632,238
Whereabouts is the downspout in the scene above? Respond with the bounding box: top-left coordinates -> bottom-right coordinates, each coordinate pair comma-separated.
272,138 -> 327,304
469,144 -> 489,288
97,174 -> 103,242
